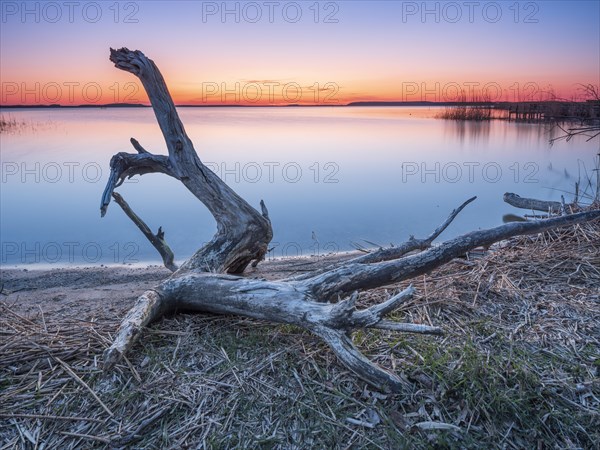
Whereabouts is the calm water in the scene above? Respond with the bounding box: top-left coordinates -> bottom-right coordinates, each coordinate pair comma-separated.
1,107 -> 597,266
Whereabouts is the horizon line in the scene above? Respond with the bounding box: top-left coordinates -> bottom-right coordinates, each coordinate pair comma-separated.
2,99 -> 599,109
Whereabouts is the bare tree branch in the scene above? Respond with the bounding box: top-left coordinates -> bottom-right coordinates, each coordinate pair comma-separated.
503,192 -> 563,214
103,48 -> 273,273
112,192 -> 178,272
99,48 -> 600,392
304,209 -> 600,301
100,151 -> 176,217
350,195 -> 477,265
285,196 -> 477,282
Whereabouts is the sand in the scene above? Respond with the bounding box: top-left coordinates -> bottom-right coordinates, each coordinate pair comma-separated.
0,253 -> 354,318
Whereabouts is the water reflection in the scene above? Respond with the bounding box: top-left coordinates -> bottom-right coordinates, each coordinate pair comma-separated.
441,114 -> 574,147
443,120 -> 492,145
0,107 -> 597,266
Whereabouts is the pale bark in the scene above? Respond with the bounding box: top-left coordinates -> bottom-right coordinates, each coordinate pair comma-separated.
303,210 -> 599,301
100,48 -> 600,392
284,195 -> 477,282
112,192 -> 177,272
503,192 -> 563,214
104,48 -> 272,274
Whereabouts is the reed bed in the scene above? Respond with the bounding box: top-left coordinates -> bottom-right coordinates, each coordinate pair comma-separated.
0,114 -> 27,134
436,104 -> 494,121
0,114 -> 53,134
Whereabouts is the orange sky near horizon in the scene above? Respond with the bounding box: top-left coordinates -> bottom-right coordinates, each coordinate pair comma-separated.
1,74 -> 594,106
1,1 -> 598,106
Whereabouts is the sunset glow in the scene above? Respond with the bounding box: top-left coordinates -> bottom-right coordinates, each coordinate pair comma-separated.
1,1 -> 599,106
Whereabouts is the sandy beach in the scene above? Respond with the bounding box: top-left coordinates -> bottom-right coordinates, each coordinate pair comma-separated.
0,253 -> 355,318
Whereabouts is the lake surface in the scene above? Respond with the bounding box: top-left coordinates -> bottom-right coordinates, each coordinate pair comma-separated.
1,107 -> 597,267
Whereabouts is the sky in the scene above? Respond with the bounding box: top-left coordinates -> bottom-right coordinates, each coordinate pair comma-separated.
1,0 -> 599,105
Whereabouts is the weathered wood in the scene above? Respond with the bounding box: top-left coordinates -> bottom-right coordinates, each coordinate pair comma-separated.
104,48 -> 272,274
353,196 -> 477,264
105,276 -> 441,392
111,192 -> 177,272
303,209 -> 600,301
100,150 -> 176,217
100,48 -> 600,392
103,290 -> 165,369
102,207 -> 599,391
284,196 -> 477,282
504,192 -> 563,213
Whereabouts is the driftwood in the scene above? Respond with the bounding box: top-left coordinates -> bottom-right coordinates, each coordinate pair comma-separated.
503,193 -> 563,214
112,192 -> 178,272
100,48 -> 600,392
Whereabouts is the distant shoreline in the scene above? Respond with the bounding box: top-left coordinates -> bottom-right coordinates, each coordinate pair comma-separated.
0,101 -> 445,109
3,100 -> 596,109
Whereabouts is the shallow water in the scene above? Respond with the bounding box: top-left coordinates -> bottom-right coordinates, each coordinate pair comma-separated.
1,106 -> 596,266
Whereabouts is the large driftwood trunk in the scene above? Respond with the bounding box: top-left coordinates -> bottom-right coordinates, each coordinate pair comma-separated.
101,48 -> 600,392
101,49 -> 272,274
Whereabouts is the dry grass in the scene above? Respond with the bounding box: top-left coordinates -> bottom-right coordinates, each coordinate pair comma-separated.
1,220 -> 599,449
